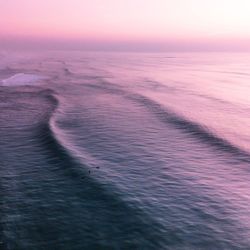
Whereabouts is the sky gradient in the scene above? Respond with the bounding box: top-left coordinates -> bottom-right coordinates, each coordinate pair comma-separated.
1,0 -> 250,51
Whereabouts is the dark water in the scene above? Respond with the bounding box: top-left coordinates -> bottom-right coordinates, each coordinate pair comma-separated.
0,51 -> 250,249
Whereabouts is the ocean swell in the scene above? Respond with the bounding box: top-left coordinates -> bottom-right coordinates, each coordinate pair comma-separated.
128,93 -> 250,161
35,90 -> 86,179
85,81 -> 250,162
31,89 -> 165,249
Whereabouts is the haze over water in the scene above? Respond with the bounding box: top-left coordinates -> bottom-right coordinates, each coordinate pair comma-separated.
0,51 -> 250,249
1,0 -> 250,51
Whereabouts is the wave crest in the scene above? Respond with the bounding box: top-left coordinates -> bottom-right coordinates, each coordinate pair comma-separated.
1,73 -> 47,86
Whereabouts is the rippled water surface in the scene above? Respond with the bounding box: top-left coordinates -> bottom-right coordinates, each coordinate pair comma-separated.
0,51 -> 250,249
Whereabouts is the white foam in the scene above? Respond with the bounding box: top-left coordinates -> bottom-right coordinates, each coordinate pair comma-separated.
1,73 -> 46,86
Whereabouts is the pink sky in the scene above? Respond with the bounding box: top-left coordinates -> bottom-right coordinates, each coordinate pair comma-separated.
1,0 -> 250,51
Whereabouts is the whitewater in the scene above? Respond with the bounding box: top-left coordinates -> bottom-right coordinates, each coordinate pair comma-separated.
0,51 -> 250,249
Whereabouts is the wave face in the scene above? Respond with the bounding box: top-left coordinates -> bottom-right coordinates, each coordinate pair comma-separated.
1,51 -> 250,249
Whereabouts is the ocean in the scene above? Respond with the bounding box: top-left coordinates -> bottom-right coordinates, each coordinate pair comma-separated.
0,51 -> 250,249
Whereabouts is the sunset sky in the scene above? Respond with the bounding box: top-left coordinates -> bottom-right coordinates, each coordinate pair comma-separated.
1,0 -> 250,51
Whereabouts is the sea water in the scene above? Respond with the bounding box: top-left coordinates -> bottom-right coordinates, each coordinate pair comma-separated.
0,51 -> 250,249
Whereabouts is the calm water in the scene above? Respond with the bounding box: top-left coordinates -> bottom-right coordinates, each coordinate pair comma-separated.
0,51 -> 250,249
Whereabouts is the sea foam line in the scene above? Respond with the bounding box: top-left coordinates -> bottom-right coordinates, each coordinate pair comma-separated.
1,73 -> 47,86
